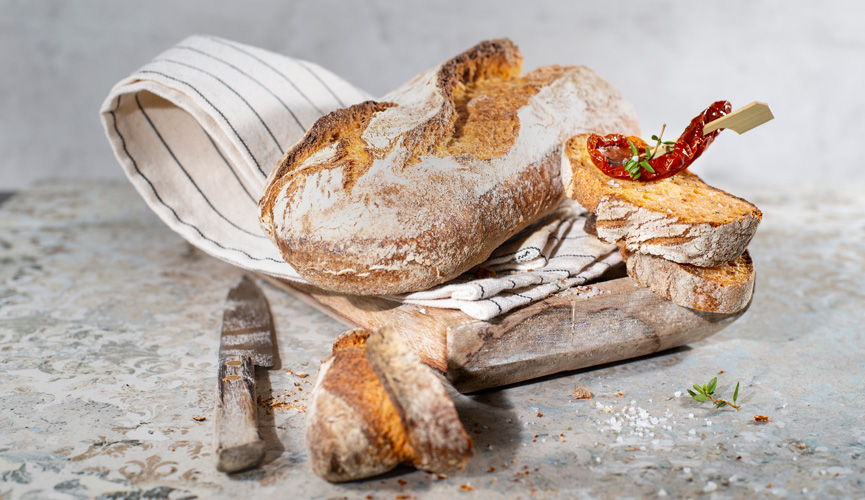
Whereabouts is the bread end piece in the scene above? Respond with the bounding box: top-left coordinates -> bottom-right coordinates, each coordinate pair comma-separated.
305,327 -> 472,482
366,326 -> 473,473
624,247 -> 755,314
564,134 -> 762,267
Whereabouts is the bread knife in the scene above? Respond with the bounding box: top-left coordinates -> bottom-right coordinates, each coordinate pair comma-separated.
213,275 -> 275,472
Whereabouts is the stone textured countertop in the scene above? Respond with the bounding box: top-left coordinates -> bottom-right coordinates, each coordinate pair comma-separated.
1,180 -> 863,499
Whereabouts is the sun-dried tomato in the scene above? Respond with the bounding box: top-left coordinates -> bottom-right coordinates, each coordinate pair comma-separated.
588,100 -> 731,182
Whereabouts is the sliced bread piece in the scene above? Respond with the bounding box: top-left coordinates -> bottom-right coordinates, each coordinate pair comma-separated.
623,247 -> 755,314
563,134 -> 761,267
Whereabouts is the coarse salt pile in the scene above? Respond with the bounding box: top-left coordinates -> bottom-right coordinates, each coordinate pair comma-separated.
586,395 -> 729,451
591,400 -> 680,442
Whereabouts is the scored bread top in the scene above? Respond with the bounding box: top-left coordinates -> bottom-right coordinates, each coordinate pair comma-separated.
260,39 -> 532,237
564,134 -> 761,267
259,39 -> 640,294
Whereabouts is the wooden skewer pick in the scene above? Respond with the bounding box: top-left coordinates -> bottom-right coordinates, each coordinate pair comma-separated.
703,101 -> 773,135
651,143 -> 673,157
650,101 -> 773,157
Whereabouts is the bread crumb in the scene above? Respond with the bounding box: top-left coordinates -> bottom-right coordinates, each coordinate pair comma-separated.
258,393 -> 307,413
460,484 -> 473,491
755,415 -> 771,422
437,473 -> 448,480
192,415 -> 206,421
473,267 -> 496,279
560,285 -> 603,299
573,387 -> 592,399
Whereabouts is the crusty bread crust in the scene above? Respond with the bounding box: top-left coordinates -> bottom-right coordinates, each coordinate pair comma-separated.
624,247 -> 755,314
306,329 -> 407,482
366,326 -> 473,472
260,39 -> 639,295
564,134 -> 761,267
305,327 -> 472,482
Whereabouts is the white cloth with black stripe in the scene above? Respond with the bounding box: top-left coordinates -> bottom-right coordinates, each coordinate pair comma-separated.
100,35 -> 621,321
101,35 -> 369,279
399,201 -> 620,320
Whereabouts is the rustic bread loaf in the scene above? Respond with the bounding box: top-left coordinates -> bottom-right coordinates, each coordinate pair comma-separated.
622,247 -> 755,313
305,327 -> 472,482
564,134 -> 761,267
259,39 -> 639,295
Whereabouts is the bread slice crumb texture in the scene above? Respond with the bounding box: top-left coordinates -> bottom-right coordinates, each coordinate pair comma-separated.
624,248 -> 755,314
564,134 -> 761,267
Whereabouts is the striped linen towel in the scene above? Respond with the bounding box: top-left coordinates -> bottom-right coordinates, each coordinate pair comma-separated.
399,201 -> 621,320
100,35 -> 620,320
100,35 -> 370,280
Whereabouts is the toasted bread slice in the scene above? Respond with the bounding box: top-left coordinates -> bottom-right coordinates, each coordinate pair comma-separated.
564,134 -> 761,267
623,247 -> 754,314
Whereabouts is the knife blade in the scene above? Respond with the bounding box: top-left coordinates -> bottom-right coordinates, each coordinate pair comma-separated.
213,275 -> 275,473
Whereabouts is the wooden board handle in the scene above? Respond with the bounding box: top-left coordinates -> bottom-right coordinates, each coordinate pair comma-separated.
213,354 -> 265,472
704,101 -> 773,135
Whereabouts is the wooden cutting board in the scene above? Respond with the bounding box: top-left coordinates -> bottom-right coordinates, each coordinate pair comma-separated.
262,269 -> 749,393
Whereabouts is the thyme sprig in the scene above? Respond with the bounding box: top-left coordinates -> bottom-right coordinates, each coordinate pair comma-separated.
687,377 -> 741,411
623,124 -> 676,180
649,124 -> 676,159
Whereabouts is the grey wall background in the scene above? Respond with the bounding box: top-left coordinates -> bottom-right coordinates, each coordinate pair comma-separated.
2,0 -> 863,190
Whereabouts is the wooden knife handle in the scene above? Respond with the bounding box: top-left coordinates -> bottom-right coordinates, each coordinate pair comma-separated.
213,354 -> 265,472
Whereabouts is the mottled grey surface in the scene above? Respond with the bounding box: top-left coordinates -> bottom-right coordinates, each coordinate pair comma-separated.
1,180 -> 864,499
0,193 -> 14,208
2,0 -> 865,189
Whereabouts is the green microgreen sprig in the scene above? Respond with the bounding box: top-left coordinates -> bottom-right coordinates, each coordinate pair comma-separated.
623,124 -> 676,180
623,139 -> 653,180
687,377 -> 741,411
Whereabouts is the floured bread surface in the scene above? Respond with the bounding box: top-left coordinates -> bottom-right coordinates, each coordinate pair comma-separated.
306,329 -> 407,482
260,39 -> 640,295
624,248 -> 755,314
366,326 -> 473,473
564,134 -> 761,267
306,327 -> 472,482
